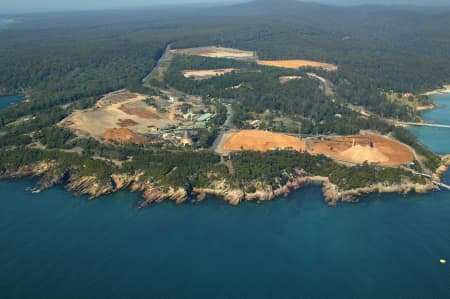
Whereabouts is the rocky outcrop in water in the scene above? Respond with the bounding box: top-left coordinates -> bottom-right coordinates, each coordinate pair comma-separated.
140,185 -> 188,207
434,155 -> 450,181
66,176 -> 114,198
0,161 -> 54,179
322,179 -> 435,206
193,176 -> 313,206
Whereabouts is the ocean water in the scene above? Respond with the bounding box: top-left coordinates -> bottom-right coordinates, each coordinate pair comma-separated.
0,19 -> 15,30
410,94 -> 450,154
0,95 -> 22,110
0,94 -> 449,299
0,20 -> 8,29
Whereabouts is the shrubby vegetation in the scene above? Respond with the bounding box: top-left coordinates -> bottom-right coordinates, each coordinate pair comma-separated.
392,127 -> 441,171
230,151 -> 424,190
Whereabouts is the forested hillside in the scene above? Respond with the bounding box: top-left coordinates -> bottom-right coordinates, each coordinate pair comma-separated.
2,0 -> 450,98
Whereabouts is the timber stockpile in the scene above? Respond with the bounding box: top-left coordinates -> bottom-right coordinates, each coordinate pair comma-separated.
308,134 -> 414,166
218,130 -> 414,167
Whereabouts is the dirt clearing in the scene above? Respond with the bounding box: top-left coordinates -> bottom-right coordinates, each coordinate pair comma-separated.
119,101 -> 161,119
117,119 -> 139,127
257,60 -> 337,71
102,128 -> 148,145
60,90 -> 182,141
221,130 -> 306,152
219,130 -> 414,166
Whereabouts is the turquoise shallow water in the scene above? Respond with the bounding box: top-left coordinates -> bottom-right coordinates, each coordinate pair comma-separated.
410,94 -> 450,154
0,94 -> 449,298
0,95 -> 22,110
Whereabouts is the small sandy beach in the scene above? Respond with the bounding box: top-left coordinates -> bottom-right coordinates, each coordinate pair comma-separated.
423,84 -> 450,96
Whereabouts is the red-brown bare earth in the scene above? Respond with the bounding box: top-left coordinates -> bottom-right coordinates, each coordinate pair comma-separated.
223,130 -> 306,152
119,103 -> 160,119
102,128 -> 149,145
117,119 -> 139,127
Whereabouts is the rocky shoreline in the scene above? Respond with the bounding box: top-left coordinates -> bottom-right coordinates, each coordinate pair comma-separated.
1,159 -> 448,207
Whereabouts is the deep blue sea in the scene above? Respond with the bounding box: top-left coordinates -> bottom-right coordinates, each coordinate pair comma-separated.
0,94 -> 449,299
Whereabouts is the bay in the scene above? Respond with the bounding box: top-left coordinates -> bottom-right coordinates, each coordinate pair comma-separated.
0,94 -> 449,298
0,95 -> 22,111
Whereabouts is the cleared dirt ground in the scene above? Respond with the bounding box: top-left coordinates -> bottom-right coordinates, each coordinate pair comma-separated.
257,59 -> 338,71
102,128 -> 149,144
171,47 -> 257,61
221,130 -> 307,152
60,90 -> 183,143
219,130 -> 414,166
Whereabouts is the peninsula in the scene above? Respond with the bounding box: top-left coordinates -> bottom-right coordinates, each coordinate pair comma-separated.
1,1 -> 450,206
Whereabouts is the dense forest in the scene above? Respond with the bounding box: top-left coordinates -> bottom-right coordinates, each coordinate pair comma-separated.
163,55 -> 420,135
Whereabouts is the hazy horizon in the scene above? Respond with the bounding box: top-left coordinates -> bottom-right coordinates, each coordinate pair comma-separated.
1,0 -> 450,14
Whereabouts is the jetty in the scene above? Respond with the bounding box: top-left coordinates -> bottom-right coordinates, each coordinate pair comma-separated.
394,122 -> 450,129
408,170 -> 450,190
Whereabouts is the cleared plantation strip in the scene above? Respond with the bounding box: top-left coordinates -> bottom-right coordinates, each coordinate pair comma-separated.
257,59 -> 337,71
279,76 -> 303,83
170,46 -> 258,61
182,68 -> 239,80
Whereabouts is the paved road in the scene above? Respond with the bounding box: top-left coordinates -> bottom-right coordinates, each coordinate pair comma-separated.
307,72 -> 334,98
210,103 -> 234,153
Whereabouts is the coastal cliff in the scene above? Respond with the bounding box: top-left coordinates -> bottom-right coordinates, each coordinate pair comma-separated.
322,179 -> 435,206
0,159 -> 447,207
